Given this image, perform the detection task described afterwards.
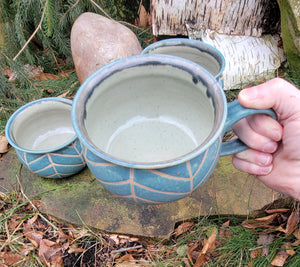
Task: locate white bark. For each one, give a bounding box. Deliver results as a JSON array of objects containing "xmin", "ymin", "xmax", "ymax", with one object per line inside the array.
[
  {"xmin": 151, "ymin": 0, "xmax": 273, "ymax": 37},
  {"xmin": 186, "ymin": 26, "xmax": 286, "ymax": 90}
]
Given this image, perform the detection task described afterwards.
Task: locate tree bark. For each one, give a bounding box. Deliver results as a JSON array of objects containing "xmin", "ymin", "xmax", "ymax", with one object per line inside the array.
[{"xmin": 151, "ymin": 0, "xmax": 280, "ymax": 37}]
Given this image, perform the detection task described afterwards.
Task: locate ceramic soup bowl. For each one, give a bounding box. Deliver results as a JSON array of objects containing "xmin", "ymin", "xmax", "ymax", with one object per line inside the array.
[
  {"xmin": 72, "ymin": 55, "xmax": 276, "ymax": 204},
  {"xmin": 142, "ymin": 38, "xmax": 225, "ymax": 87},
  {"xmin": 5, "ymin": 97, "xmax": 86, "ymax": 178}
]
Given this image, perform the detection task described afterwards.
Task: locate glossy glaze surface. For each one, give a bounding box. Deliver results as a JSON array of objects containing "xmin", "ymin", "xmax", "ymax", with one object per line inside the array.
[{"xmin": 5, "ymin": 98, "xmax": 86, "ymax": 178}]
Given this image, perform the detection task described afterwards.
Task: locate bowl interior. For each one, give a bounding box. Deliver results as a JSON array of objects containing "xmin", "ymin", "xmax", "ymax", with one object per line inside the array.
[
  {"xmin": 83, "ymin": 63, "xmax": 219, "ymax": 163},
  {"xmin": 144, "ymin": 45, "xmax": 222, "ymax": 77},
  {"xmin": 10, "ymin": 100, "xmax": 75, "ymax": 152}
]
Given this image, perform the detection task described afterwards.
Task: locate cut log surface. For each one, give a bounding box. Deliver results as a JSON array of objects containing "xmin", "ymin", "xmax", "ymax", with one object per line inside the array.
[{"xmin": 151, "ymin": 0, "xmax": 280, "ymax": 37}]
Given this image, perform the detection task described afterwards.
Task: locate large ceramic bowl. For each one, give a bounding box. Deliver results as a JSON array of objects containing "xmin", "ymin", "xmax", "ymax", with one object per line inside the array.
[
  {"xmin": 5, "ymin": 97, "xmax": 86, "ymax": 178},
  {"xmin": 72, "ymin": 54, "xmax": 275, "ymax": 204}
]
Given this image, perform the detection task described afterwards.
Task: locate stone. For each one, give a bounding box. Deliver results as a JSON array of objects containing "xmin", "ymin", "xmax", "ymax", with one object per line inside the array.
[
  {"xmin": 71, "ymin": 12, "xmax": 142, "ymax": 84},
  {"xmin": 279, "ymin": 0, "xmax": 300, "ymax": 78},
  {"xmin": 0, "ymin": 149, "xmax": 286, "ymax": 238}
]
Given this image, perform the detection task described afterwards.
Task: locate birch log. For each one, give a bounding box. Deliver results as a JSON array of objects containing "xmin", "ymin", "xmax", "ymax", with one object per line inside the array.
[
  {"xmin": 186, "ymin": 26, "xmax": 286, "ymax": 90},
  {"xmin": 151, "ymin": 0, "xmax": 280, "ymax": 37}
]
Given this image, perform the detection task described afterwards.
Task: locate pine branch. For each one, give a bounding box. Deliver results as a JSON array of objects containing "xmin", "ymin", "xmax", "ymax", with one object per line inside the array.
[
  {"xmin": 43, "ymin": 0, "xmax": 54, "ymax": 37},
  {"xmin": 13, "ymin": 2, "xmax": 46, "ymax": 61}
]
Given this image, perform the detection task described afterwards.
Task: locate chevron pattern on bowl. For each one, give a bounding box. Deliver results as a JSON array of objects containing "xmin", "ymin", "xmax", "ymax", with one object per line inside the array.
[
  {"xmin": 82, "ymin": 137, "xmax": 221, "ymax": 204},
  {"xmin": 15, "ymin": 138, "xmax": 86, "ymax": 178}
]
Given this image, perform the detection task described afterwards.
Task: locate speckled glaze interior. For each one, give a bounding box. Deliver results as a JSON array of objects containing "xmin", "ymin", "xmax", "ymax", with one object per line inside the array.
[
  {"xmin": 8, "ymin": 99, "xmax": 76, "ymax": 152},
  {"xmin": 73, "ymin": 54, "xmax": 226, "ymax": 167},
  {"xmin": 5, "ymin": 98, "xmax": 86, "ymax": 178},
  {"xmin": 85, "ymin": 66, "xmax": 215, "ymax": 163},
  {"xmin": 142, "ymin": 38, "xmax": 225, "ymax": 80}
]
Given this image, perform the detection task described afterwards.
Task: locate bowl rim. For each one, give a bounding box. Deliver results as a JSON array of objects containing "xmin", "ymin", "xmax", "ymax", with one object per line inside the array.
[
  {"xmin": 141, "ymin": 38, "xmax": 225, "ymax": 80},
  {"xmin": 5, "ymin": 97, "xmax": 77, "ymax": 154},
  {"xmin": 72, "ymin": 54, "xmax": 227, "ymax": 169}
]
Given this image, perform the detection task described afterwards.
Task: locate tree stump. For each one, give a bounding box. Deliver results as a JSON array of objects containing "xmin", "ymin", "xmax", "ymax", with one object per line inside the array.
[{"xmin": 151, "ymin": 0, "xmax": 280, "ymax": 37}]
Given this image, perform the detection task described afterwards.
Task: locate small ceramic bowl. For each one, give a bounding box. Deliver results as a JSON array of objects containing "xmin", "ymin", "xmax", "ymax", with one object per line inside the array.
[{"xmin": 5, "ymin": 97, "xmax": 86, "ymax": 178}]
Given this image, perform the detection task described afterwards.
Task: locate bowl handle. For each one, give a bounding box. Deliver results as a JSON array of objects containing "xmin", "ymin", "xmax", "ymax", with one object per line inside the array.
[{"xmin": 220, "ymin": 100, "xmax": 277, "ymax": 156}]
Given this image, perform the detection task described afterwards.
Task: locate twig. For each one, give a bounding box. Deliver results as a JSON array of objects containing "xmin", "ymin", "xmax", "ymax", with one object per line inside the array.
[
  {"xmin": 89, "ymin": 0, "xmax": 143, "ymax": 30},
  {"xmin": 111, "ymin": 245, "xmax": 143, "ymax": 254},
  {"xmin": 89, "ymin": 0, "xmax": 113, "ymax": 19},
  {"xmin": 13, "ymin": 0, "xmax": 47, "ymax": 61},
  {"xmin": 15, "ymin": 168, "xmax": 59, "ymax": 231}
]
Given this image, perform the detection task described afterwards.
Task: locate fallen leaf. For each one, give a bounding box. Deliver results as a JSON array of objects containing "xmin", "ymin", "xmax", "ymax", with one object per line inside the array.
[
  {"xmin": 0, "ymin": 135, "xmax": 9, "ymax": 153},
  {"xmin": 118, "ymin": 234, "xmax": 139, "ymax": 243},
  {"xmin": 68, "ymin": 247, "xmax": 85, "ymax": 254},
  {"xmin": 37, "ymin": 72, "xmax": 58, "ymax": 81},
  {"xmin": 265, "ymin": 208, "xmax": 290, "ymax": 214},
  {"xmin": 291, "ymin": 239, "xmax": 300, "ymax": 246},
  {"xmin": 0, "ymin": 251, "xmax": 23, "ymax": 265},
  {"xmin": 194, "ymin": 254, "xmax": 207, "ymax": 266},
  {"xmin": 8, "ymin": 214, "xmax": 25, "ymax": 230},
  {"xmin": 292, "ymin": 228, "xmax": 300, "ymax": 240},
  {"xmin": 257, "ymin": 234, "xmax": 274, "ymax": 256},
  {"xmin": 27, "ymin": 214, "xmax": 38, "ymax": 226},
  {"xmin": 6, "ymin": 64, "xmax": 43, "ymax": 81},
  {"xmin": 24, "ymin": 229, "xmax": 44, "ymax": 247},
  {"xmin": 138, "ymin": 4, "xmax": 149, "ymax": 28},
  {"xmin": 242, "ymin": 213, "xmax": 278, "ymax": 229},
  {"xmin": 19, "ymin": 245, "xmax": 35, "ymax": 256},
  {"xmin": 222, "ymin": 220, "xmax": 230, "ymax": 227},
  {"xmin": 218, "ymin": 220, "xmax": 233, "ymax": 241},
  {"xmin": 187, "ymin": 243, "xmax": 199, "ymax": 264},
  {"xmin": 250, "ymin": 248, "xmax": 261, "ymax": 259},
  {"xmin": 194, "ymin": 228, "xmax": 217, "ymax": 267},
  {"xmin": 74, "ymin": 228, "xmax": 88, "ymax": 239},
  {"xmin": 117, "ymin": 254, "xmax": 135, "ymax": 262},
  {"xmin": 174, "ymin": 221, "xmax": 195, "ymax": 237},
  {"xmin": 202, "ymin": 228, "xmax": 217, "ymax": 254},
  {"xmin": 255, "ymin": 214, "xmax": 278, "ymax": 222},
  {"xmin": 57, "ymin": 228, "xmax": 69, "ymax": 243},
  {"xmin": 270, "ymin": 250, "xmax": 289, "ymax": 266},
  {"xmin": 285, "ymin": 210, "xmax": 300, "ymax": 235},
  {"xmin": 281, "ymin": 243, "xmax": 295, "ymax": 256},
  {"xmin": 39, "ymin": 239, "xmax": 63, "ymax": 266}
]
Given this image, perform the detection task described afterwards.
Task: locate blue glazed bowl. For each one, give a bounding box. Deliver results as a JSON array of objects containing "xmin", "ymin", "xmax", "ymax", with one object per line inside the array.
[
  {"xmin": 142, "ymin": 38, "xmax": 225, "ymax": 87},
  {"xmin": 5, "ymin": 97, "xmax": 86, "ymax": 178},
  {"xmin": 72, "ymin": 54, "xmax": 276, "ymax": 204}
]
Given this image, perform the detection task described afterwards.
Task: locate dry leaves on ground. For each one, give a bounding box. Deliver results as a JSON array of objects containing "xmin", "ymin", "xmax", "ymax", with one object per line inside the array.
[
  {"xmin": 242, "ymin": 205, "xmax": 300, "ymax": 266},
  {"xmin": 0, "ymin": 191, "xmax": 152, "ymax": 266},
  {"xmin": 1, "ymin": 189, "xmax": 299, "ymax": 266}
]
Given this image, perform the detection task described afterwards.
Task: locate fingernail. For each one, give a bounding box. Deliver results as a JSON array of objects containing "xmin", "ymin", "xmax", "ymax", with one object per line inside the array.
[
  {"xmin": 258, "ymin": 154, "xmax": 272, "ymax": 166},
  {"xmin": 272, "ymin": 130, "xmax": 282, "ymax": 141},
  {"xmin": 260, "ymin": 165, "xmax": 273, "ymax": 175},
  {"xmin": 240, "ymin": 88, "xmax": 257, "ymax": 100},
  {"xmin": 263, "ymin": 142, "xmax": 277, "ymax": 153}
]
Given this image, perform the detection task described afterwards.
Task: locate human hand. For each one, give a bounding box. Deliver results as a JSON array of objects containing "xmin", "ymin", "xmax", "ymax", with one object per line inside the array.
[{"xmin": 232, "ymin": 78, "xmax": 300, "ymax": 200}]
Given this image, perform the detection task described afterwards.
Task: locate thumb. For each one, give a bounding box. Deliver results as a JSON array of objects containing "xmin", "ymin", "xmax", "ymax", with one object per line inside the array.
[{"xmin": 238, "ymin": 78, "xmax": 300, "ymax": 119}]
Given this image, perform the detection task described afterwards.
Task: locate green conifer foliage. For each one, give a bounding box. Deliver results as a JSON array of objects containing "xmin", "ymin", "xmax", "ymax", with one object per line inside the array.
[{"xmin": 0, "ymin": 0, "xmax": 150, "ymax": 133}]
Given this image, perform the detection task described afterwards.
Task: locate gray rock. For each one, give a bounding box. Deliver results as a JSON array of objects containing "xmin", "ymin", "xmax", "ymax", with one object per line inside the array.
[{"xmin": 0, "ymin": 149, "xmax": 286, "ymax": 238}]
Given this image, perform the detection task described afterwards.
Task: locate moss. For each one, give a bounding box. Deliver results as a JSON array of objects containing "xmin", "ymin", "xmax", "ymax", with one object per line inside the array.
[{"xmin": 279, "ymin": 0, "xmax": 300, "ymax": 79}]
